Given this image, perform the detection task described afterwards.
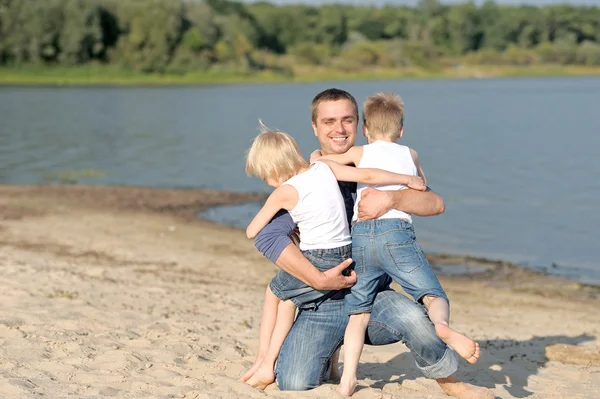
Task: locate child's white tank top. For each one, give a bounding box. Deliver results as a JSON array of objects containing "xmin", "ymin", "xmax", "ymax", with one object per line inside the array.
[
  {"xmin": 282, "ymin": 161, "xmax": 351, "ymax": 251},
  {"xmin": 353, "ymin": 141, "xmax": 417, "ymax": 224}
]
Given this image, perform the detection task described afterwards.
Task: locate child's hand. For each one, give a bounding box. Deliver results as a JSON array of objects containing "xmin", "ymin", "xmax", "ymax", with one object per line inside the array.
[
  {"xmin": 407, "ymin": 176, "xmax": 426, "ymax": 191},
  {"xmin": 309, "ymin": 149, "xmax": 322, "ymax": 163}
]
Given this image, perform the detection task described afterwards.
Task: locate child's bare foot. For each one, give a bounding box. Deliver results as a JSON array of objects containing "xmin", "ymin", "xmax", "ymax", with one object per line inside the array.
[
  {"xmin": 435, "ymin": 324, "xmax": 480, "ymax": 364},
  {"xmin": 246, "ymin": 364, "xmax": 275, "ymax": 390},
  {"xmin": 239, "ymin": 357, "xmax": 263, "ymax": 383},
  {"xmin": 337, "ymin": 376, "xmax": 357, "ymax": 397}
]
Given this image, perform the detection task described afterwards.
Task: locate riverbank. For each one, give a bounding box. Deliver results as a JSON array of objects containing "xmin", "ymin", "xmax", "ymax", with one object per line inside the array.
[
  {"xmin": 1, "ymin": 64, "xmax": 600, "ymax": 86},
  {"xmin": 0, "ymin": 184, "xmax": 599, "ymax": 398}
]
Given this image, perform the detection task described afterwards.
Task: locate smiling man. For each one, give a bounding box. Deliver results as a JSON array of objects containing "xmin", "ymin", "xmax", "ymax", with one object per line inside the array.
[
  {"xmin": 251, "ymin": 88, "xmax": 494, "ymax": 398},
  {"xmin": 311, "ymin": 90, "xmax": 358, "ymax": 154}
]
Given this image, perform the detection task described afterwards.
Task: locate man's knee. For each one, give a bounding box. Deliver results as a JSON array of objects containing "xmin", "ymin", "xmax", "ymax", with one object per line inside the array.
[
  {"xmin": 373, "ymin": 290, "xmax": 428, "ymax": 325},
  {"xmin": 403, "ymin": 305, "xmax": 439, "ymax": 344},
  {"xmin": 276, "ymin": 372, "xmax": 314, "ymax": 391},
  {"xmin": 373, "ymin": 291, "xmax": 438, "ymax": 343},
  {"xmin": 276, "ymin": 355, "xmax": 327, "ymax": 391}
]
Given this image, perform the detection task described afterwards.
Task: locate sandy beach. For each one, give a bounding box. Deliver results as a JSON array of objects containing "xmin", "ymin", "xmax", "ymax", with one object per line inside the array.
[{"xmin": 0, "ymin": 184, "xmax": 598, "ymax": 399}]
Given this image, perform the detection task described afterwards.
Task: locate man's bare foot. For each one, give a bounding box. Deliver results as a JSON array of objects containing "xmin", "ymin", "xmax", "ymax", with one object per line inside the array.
[
  {"xmin": 239, "ymin": 357, "xmax": 264, "ymax": 383},
  {"xmin": 435, "ymin": 324, "xmax": 480, "ymax": 364},
  {"xmin": 245, "ymin": 364, "xmax": 275, "ymax": 390},
  {"xmin": 438, "ymin": 376, "xmax": 495, "ymax": 399},
  {"xmin": 337, "ymin": 375, "xmax": 357, "ymax": 397}
]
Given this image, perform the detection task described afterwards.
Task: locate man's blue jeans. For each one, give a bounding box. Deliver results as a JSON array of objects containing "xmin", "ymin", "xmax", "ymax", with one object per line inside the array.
[{"xmin": 275, "ymin": 281, "xmax": 458, "ymax": 390}]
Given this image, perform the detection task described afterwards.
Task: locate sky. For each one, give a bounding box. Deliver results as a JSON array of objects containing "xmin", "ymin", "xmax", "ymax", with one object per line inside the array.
[{"xmin": 241, "ymin": 0, "xmax": 600, "ymax": 6}]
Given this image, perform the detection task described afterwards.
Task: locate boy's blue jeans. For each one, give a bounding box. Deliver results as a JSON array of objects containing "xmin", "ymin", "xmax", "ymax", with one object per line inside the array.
[{"xmin": 346, "ymin": 218, "xmax": 448, "ymax": 314}]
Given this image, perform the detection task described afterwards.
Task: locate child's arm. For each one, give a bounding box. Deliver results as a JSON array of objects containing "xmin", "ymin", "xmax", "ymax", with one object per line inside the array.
[
  {"xmin": 409, "ymin": 148, "xmax": 427, "ymax": 186},
  {"xmin": 321, "ymin": 159, "xmax": 426, "ymax": 191},
  {"xmin": 246, "ymin": 185, "xmax": 298, "ymax": 239},
  {"xmin": 310, "ymin": 146, "xmax": 363, "ymax": 165}
]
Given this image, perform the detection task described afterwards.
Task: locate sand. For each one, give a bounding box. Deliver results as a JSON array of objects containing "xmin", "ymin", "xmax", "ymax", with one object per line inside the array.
[{"xmin": 0, "ymin": 185, "xmax": 598, "ymax": 399}]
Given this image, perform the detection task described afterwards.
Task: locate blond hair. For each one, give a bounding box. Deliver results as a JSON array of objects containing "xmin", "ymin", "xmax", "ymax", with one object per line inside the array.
[
  {"xmin": 245, "ymin": 121, "xmax": 308, "ymax": 182},
  {"xmin": 311, "ymin": 88, "xmax": 359, "ymax": 123},
  {"xmin": 363, "ymin": 92, "xmax": 405, "ymax": 140}
]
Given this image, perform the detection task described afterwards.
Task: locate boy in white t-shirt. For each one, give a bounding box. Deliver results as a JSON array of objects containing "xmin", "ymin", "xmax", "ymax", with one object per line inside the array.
[
  {"xmin": 240, "ymin": 122, "xmax": 425, "ymax": 390},
  {"xmin": 313, "ymin": 93, "xmax": 479, "ymax": 396}
]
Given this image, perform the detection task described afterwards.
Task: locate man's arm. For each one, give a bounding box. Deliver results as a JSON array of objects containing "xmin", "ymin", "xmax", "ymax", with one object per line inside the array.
[
  {"xmin": 254, "ymin": 210, "xmax": 356, "ymax": 290},
  {"xmin": 357, "ymin": 187, "xmax": 445, "ymax": 220}
]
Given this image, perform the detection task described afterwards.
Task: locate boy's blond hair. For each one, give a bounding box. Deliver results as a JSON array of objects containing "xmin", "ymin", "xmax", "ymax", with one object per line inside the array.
[
  {"xmin": 363, "ymin": 92, "xmax": 405, "ymax": 140},
  {"xmin": 245, "ymin": 121, "xmax": 308, "ymax": 182}
]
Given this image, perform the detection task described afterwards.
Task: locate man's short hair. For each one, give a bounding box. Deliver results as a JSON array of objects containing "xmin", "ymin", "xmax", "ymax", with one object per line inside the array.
[
  {"xmin": 245, "ymin": 121, "xmax": 307, "ymax": 182},
  {"xmin": 311, "ymin": 88, "xmax": 359, "ymax": 123},
  {"xmin": 363, "ymin": 92, "xmax": 405, "ymax": 141}
]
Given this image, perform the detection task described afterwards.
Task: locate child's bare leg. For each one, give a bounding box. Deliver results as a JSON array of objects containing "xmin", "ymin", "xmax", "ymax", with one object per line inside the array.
[
  {"xmin": 246, "ymin": 298, "xmax": 296, "ymax": 390},
  {"xmin": 422, "ymin": 295, "xmax": 480, "ymax": 364},
  {"xmin": 338, "ymin": 313, "xmax": 370, "ymax": 396},
  {"xmin": 329, "ymin": 348, "xmax": 341, "ymax": 382},
  {"xmin": 240, "ymin": 286, "xmax": 279, "ymax": 382}
]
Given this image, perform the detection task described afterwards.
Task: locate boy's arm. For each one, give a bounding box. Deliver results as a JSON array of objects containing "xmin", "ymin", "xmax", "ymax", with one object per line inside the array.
[
  {"xmin": 254, "ymin": 211, "xmax": 356, "ymax": 290},
  {"xmin": 321, "ymin": 159, "xmax": 425, "ymax": 191},
  {"xmin": 312, "ymin": 146, "xmax": 363, "ymax": 165},
  {"xmin": 246, "ymin": 185, "xmax": 297, "ymax": 239}
]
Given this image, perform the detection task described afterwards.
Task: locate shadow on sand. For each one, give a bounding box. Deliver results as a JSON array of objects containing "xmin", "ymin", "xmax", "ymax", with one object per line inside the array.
[{"xmin": 359, "ymin": 334, "xmax": 595, "ymax": 398}]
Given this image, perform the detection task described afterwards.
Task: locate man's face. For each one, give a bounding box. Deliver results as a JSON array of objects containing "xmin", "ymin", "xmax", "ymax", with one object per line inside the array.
[{"xmin": 312, "ymin": 99, "xmax": 358, "ymax": 155}]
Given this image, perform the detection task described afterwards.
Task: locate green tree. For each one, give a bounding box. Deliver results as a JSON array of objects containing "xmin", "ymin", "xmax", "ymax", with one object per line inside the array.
[
  {"xmin": 59, "ymin": 0, "xmax": 104, "ymax": 65},
  {"xmin": 289, "ymin": 42, "xmax": 332, "ymax": 65},
  {"xmin": 1, "ymin": 0, "xmax": 599, "ymax": 71},
  {"xmin": 111, "ymin": 0, "xmax": 185, "ymax": 72}
]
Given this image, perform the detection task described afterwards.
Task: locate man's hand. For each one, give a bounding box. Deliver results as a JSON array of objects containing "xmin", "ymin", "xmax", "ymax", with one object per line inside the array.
[
  {"xmin": 316, "ymin": 259, "xmax": 356, "ymax": 290},
  {"xmin": 357, "ymin": 187, "xmax": 393, "ymax": 221}
]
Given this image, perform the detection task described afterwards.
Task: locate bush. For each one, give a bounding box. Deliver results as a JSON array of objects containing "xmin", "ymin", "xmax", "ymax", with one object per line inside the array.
[
  {"xmin": 503, "ymin": 45, "xmax": 539, "ymax": 66},
  {"xmin": 288, "ymin": 42, "xmax": 332, "ymax": 65},
  {"xmin": 575, "ymin": 41, "xmax": 600, "ymax": 66}
]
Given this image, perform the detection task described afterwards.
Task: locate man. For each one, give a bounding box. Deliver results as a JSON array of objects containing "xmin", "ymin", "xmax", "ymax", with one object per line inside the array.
[{"xmin": 253, "ymin": 88, "xmax": 494, "ymax": 399}]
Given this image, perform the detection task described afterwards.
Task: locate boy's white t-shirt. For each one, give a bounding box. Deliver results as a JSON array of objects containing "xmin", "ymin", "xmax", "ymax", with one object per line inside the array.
[
  {"xmin": 353, "ymin": 140, "xmax": 417, "ymax": 224},
  {"xmin": 282, "ymin": 161, "xmax": 351, "ymax": 251}
]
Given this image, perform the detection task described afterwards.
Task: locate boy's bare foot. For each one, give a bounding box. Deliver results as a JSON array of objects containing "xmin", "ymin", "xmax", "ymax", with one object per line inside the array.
[
  {"xmin": 246, "ymin": 364, "xmax": 275, "ymax": 390},
  {"xmin": 239, "ymin": 356, "xmax": 264, "ymax": 383},
  {"xmin": 438, "ymin": 376, "xmax": 495, "ymax": 399},
  {"xmin": 435, "ymin": 324, "xmax": 480, "ymax": 364},
  {"xmin": 337, "ymin": 376, "xmax": 357, "ymax": 397}
]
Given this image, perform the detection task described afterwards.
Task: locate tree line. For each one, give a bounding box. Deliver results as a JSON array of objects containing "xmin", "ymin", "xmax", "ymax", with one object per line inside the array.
[{"xmin": 1, "ymin": 0, "xmax": 599, "ymax": 75}]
